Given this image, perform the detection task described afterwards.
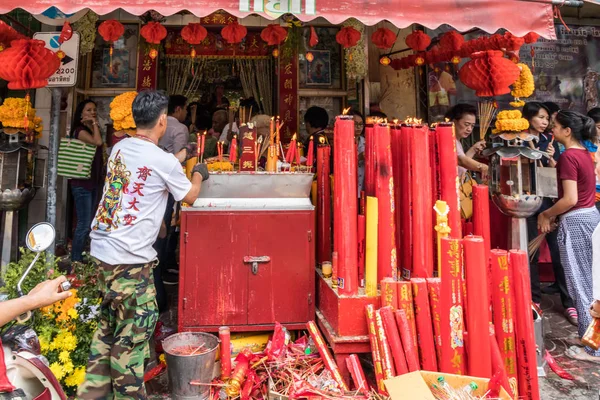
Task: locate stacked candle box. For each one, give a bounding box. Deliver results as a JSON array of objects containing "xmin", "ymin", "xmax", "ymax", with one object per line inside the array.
[{"xmin": 325, "ymin": 115, "xmax": 539, "ymax": 399}]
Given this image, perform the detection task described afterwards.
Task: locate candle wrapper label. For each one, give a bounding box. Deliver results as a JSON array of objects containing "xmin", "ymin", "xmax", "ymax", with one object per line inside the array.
[
  {"xmin": 239, "ymin": 125, "xmax": 257, "ymax": 171},
  {"xmin": 582, "ymin": 317, "xmax": 600, "ymax": 350}
]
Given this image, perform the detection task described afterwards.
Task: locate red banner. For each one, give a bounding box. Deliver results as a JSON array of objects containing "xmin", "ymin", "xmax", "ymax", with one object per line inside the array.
[
  {"xmin": 136, "ymin": 48, "xmax": 158, "ymax": 91},
  {"xmin": 278, "ymin": 54, "xmax": 298, "ymax": 142},
  {"xmin": 165, "ymin": 29, "xmax": 270, "ymax": 58}
]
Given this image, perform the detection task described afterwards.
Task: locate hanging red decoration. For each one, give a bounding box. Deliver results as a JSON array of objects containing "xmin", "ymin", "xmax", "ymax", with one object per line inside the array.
[
  {"xmin": 405, "ymin": 30, "xmax": 431, "ymax": 52},
  {"xmin": 336, "ymin": 26, "xmax": 361, "ymax": 48},
  {"xmin": 58, "ymin": 21, "xmax": 73, "ymax": 44},
  {"xmin": 439, "ymin": 31, "xmax": 464, "ymax": 52},
  {"xmin": 221, "ymin": 21, "xmax": 247, "ymax": 44},
  {"xmin": 0, "ymin": 21, "xmax": 25, "ymax": 51},
  {"xmin": 523, "ymin": 32, "xmax": 540, "ymax": 44},
  {"xmin": 309, "ymin": 26, "xmax": 319, "ymax": 47},
  {"xmin": 306, "ymin": 51, "xmax": 314, "ymax": 62},
  {"xmin": 260, "ymin": 24, "xmax": 287, "ymax": 46},
  {"xmin": 503, "ymin": 32, "xmax": 525, "ymax": 51},
  {"xmin": 98, "ymin": 20, "xmax": 125, "ymax": 43},
  {"xmin": 181, "ymin": 23, "xmax": 208, "ymax": 45},
  {"xmin": 458, "ymin": 50, "xmax": 520, "ymax": 97},
  {"xmin": 0, "ymin": 39, "xmax": 60, "ymax": 90},
  {"xmin": 141, "ymin": 22, "xmax": 167, "ymax": 45},
  {"xmin": 371, "ymin": 28, "xmax": 396, "ymax": 50}
]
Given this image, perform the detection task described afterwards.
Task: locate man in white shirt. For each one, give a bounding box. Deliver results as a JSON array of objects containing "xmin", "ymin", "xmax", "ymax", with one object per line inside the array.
[{"xmin": 78, "ymin": 90, "xmax": 209, "ymax": 400}]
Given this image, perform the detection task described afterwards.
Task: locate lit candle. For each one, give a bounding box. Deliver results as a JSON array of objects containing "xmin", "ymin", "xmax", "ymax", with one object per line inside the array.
[
  {"xmin": 306, "ymin": 135, "xmax": 314, "ymax": 168},
  {"xmin": 286, "ymin": 134, "xmax": 297, "ymax": 164},
  {"xmin": 218, "ymin": 141, "xmax": 223, "ymax": 162},
  {"xmin": 316, "ymin": 141, "xmax": 332, "ymax": 264},
  {"xmin": 230, "ymin": 135, "xmax": 238, "ymax": 164},
  {"xmin": 200, "ymin": 131, "xmax": 206, "ymax": 162},
  {"xmin": 436, "ymin": 122, "xmax": 462, "ymax": 238},
  {"xmin": 270, "ymin": 117, "xmax": 275, "ymax": 146},
  {"xmin": 295, "ymin": 141, "xmax": 301, "ymax": 166}
]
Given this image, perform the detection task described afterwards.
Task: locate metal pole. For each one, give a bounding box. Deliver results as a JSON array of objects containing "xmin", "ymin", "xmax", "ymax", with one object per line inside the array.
[
  {"xmin": 45, "ymin": 87, "xmax": 62, "ymax": 265},
  {"xmin": 517, "ymin": 0, "xmax": 584, "ymax": 6}
]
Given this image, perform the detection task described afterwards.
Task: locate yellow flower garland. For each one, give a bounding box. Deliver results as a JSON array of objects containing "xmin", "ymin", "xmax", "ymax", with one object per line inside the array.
[
  {"xmin": 510, "ymin": 63, "xmax": 534, "ymax": 107},
  {"xmin": 0, "ymin": 97, "xmax": 43, "ymax": 135},
  {"xmin": 494, "ymin": 109, "xmax": 530, "ymax": 133},
  {"xmin": 110, "ymin": 92, "xmax": 138, "ymax": 132}
]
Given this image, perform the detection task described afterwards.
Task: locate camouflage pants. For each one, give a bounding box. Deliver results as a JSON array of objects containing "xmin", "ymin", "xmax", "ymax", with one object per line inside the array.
[{"xmin": 77, "ymin": 259, "xmax": 158, "ymax": 400}]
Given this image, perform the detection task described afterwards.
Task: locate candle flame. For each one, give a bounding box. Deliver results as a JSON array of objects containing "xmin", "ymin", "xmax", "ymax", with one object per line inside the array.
[
  {"xmin": 393, "ymin": 118, "xmax": 399, "ymax": 124},
  {"xmin": 310, "ymin": 135, "xmax": 313, "ymax": 140},
  {"xmin": 342, "ymin": 107, "xmax": 351, "ymax": 115},
  {"xmin": 234, "ymin": 134, "xmax": 237, "ymax": 139},
  {"xmin": 258, "ymin": 136, "xmax": 263, "ymax": 144},
  {"xmin": 203, "ymin": 130, "xmax": 207, "ymax": 136},
  {"xmin": 445, "ymin": 118, "xmax": 450, "ymax": 122},
  {"xmin": 404, "ymin": 117, "xmax": 423, "ymax": 125},
  {"xmin": 319, "ymin": 136, "xmax": 325, "ymax": 144},
  {"xmin": 292, "ymin": 133, "xmax": 297, "ymax": 140}
]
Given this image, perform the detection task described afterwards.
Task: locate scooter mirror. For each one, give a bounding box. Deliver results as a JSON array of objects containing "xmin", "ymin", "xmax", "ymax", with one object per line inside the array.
[{"xmin": 25, "ymin": 222, "xmax": 55, "ymax": 253}]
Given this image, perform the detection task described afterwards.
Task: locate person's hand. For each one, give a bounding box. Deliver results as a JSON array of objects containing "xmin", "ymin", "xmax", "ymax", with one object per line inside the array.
[
  {"xmin": 471, "ymin": 140, "xmax": 487, "ymax": 153},
  {"xmin": 547, "ymin": 137, "xmax": 555, "ymax": 158},
  {"xmin": 192, "ymin": 163, "xmax": 210, "ymax": 181},
  {"xmin": 28, "ymin": 276, "xmax": 72, "ymax": 308},
  {"xmin": 183, "ymin": 143, "xmax": 198, "ymax": 160},
  {"xmin": 591, "ymin": 300, "xmax": 600, "ymax": 319},
  {"xmin": 82, "ymin": 116, "xmax": 99, "ymax": 127},
  {"xmin": 479, "ymin": 164, "xmax": 489, "ymax": 181},
  {"xmin": 537, "ymin": 212, "xmax": 556, "ymax": 234}
]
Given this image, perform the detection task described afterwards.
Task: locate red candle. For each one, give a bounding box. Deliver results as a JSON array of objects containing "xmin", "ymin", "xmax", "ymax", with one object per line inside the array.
[
  {"xmin": 375, "ymin": 309, "xmax": 396, "ymax": 379},
  {"xmin": 490, "ymin": 330, "xmax": 515, "ymax": 399},
  {"xmin": 374, "ymin": 122, "xmax": 397, "ymax": 281},
  {"xmin": 357, "ymin": 214, "xmax": 366, "ymax": 287},
  {"xmin": 427, "ymin": 277, "xmax": 442, "ymax": 367},
  {"xmin": 429, "ymin": 128, "xmax": 440, "ymax": 271},
  {"xmin": 345, "ymin": 354, "xmax": 369, "ymax": 393},
  {"xmin": 219, "ymin": 326, "xmax": 232, "ymax": 379},
  {"xmin": 398, "ymin": 124, "xmax": 414, "ymax": 278},
  {"xmin": 295, "ymin": 141, "xmax": 301, "ymax": 166},
  {"xmin": 490, "ymin": 249, "xmax": 518, "ymax": 386},
  {"xmin": 439, "ymin": 237, "xmax": 466, "ymax": 375},
  {"xmin": 473, "ymin": 184, "xmax": 492, "ymax": 322},
  {"xmin": 436, "ymin": 123, "xmax": 462, "ymax": 238},
  {"xmin": 365, "ymin": 305, "xmax": 387, "ymax": 395},
  {"xmin": 463, "ymin": 236, "xmax": 492, "ymax": 378},
  {"xmin": 394, "ymin": 309, "xmax": 420, "ymax": 372},
  {"xmin": 364, "ymin": 122, "xmax": 376, "ymax": 197},
  {"xmin": 411, "ymin": 278, "xmax": 438, "ymax": 371},
  {"xmin": 317, "ymin": 144, "xmax": 332, "ymax": 264},
  {"xmin": 333, "ymin": 115, "xmax": 358, "ymax": 295},
  {"xmin": 510, "ymin": 250, "xmax": 540, "ymax": 400},
  {"xmin": 411, "ymin": 125, "xmax": 433, "ymax": 278},
  {"xmin": 196, "ymin": 132, "xmax": 201, "ymax": 163},
  {"xmin": 306, "ymin": 321, "xmax": 349, "ymax": 391},
  {"xmin": 230, "ymin": 135, "xmax": 238, "ymax": 163},
  {"xmin": 390, "ymin": 124, "xmax": 403, "ymax": 275},
  {"xmin": 396, "ymin": 281, "xmax": 419, "ymax": 361},
  {"xmin": 286, "ymin": 134, "xmax": 296, "ymax": 164},
  {"xmin": 200, "ymin": 131, "xmax": 206, "ymax": 161},
  {"xmin": 306, "ymin": 135, "xmax": 314, "ymax": 168},
  {"xmin": 380, "ymin": 306, "xmax": 409, "ymax": 376}
]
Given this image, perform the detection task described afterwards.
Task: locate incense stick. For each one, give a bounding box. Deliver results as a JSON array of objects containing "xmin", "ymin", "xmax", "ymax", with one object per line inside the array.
[{"xmin": 478, "ymin": 101, "xmax": 497, "ymax": 141}]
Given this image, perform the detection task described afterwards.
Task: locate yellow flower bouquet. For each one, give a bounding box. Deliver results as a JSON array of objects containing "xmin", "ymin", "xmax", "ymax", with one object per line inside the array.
[
  {"xmin": 0, "ymin": 97, "xmax": 43, "ymax": 136},
  {"xmin": 494, "ymin": 109, "xmax": 530, "ymax": 133},
  {"xmin": 510, "ymin": 63, "xmax": 535, "ymax": 108},
  {"xmin": 110, "ymin": 91, "xmax": 138, "ymax": 134}
]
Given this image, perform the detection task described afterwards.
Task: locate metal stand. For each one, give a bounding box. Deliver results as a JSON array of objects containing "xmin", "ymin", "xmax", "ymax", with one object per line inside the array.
[{"xmin": 509, "ymin": 217, "xmax": 528, "ymax": 251}]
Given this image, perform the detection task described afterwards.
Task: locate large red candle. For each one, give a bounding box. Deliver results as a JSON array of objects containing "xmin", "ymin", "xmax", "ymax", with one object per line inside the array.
[
  {"xmin": 490, "ymin": 249, "xmax": 518, "ymax": 387},
  {"xmin": 396, "ymin": 281, "xmax": 419, "ymax": 362},
  {"xmin": 411, "ymin": 125, "xmax": 434, "ymax": 278},
  {"xmin": 395, "ymin": 309, "xmax": 420, "ymax": 372},
  {"xmin": 510, "ymin": 250, "xmax": 540, "ymax": 400},
  {"xmin": 429, "ymin": 128, "xmax": 440, "ymax": 270},
  {"xmin": 411, "ymin": 278, "xmax": 438, "ymax": 371},
  {"xmin": 345, "ymin": 354, "xmax": 369, "ymax": 393},
  {"xmin": 364, "ymin": 123, "xmax": 376, "ymax": 197},
  {"xmin": 390, "ymin": 124, "xmax": 404, "ymax": 272},
  {"xmin": 380, "ymin": 306, "xmax": 409, "ymax": 376},
  {"xmin": 427, "ymin": 277, "xmax": 442, "ymax": 367},
  {"xmin": 230, "ymin": 135, "xmax": 238, "ymax": 163},
  {"xmin": 358, "ymin": 214, "xmax": 366, "ymax": 287},
  {"xmin": 439, "ymin": 237, "xmax": 466, "ymax": 375},
  {"xmin": 334, "ymin": 115, "xmax": 358, "ymax": 295},
  {"xmin": 374, "ymin": 123, "xmax": 397, "ymax": 281},
  {"xmin": 375, "ymin": 309, "xmax": 396, "ymax": 379},
  {"xmin": 436, "ymin": 123, "xmax": 462, "ymax": 238},
  {"xmin": 463, "ymin": 236, "xmax": 492, "ymax": 378},
  {"xmin": 473, "ymin": 184, "xmax": 493, "ymax": 322},
  {"xmin": 306, "ymin": 135, "xmax": 314, "ymax": 167},
  {"xmin": 490, "ymin": 330, "xmax": 515, "ymax": 399},
  {"xmin": 365, "ymin": 305, "xmax": 386, "ymax": 394},
  {"xmin": 316, "ymin": 145, "xmax": 332, "ymax": 264},
  {"xmin": 219, "ymin": 326, "xmax": 231, "ymax": 379},
  {"xmin": 398, "ymin": 125, "xmax": 414, "ymax": 278}
]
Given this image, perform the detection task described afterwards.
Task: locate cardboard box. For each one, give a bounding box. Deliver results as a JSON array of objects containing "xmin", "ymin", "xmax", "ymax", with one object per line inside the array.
[{"xmin": 384, "ymin": 371, "xmax": 512, "ymax": 400}]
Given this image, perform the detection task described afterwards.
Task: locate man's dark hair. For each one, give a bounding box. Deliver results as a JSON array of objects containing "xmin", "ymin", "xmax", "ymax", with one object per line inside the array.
[
  {"xmin": 132, "ymin": 90, "xmax": 169, "ymax": 130},
  {"xmin": 444, "ymin": 103, "xmax": 477, "ymax": 121},
  {"xmin": 304, "ymin": 106, "xmax": 329, "ymax": 130},
  {"xmin": 168, "ymin": 94, "xmax": 187, "ymax": 115},
  {"xmin": 588, "ymin": 107, "xmax": 600, "ymax": 124}
]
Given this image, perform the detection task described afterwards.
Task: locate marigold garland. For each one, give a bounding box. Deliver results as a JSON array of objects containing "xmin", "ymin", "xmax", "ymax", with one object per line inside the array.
[
  {"xmin": 110, "ymin": 91, "xmax": 138, "ymax": 132},
  {"xmin": 0, "ymin": 97, "xmax": 43, "ymax": 135},
  {"xmin": 510, "ymin": 63, "xmax": 534, "ymax": 107},
  {"xmin": 494, "ymin": 109, "xmax": 529, "ymax": 133}
]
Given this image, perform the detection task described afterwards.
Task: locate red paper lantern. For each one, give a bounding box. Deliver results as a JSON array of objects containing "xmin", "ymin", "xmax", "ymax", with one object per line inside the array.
[
  {"xmin": 59, "ymin": 21, "xmax": 73, "ymax": 44},
  {"xmin": 141, "ymin": 22, "xmax": 167, "ymax": 45},
  {"xmin": 181, "ymin": 23, "xmax": 208, "ymax": 45},
  {"xmin": 260, "ymin": 24, "xmax": 287, "ymax": 46},
  {"xmin": 221, "ymin": 21, "xmax": 247, "ymax": 44},
  {"xmin": 98, "ymin": 20, "xmax": 124, "ymax": 43},
  {"xmin": 405, "ymin": 30, "xmax": 431, "ymax": 52},
  {"xmin": 439, "ymin": 31, "xmax": 464, "ymax": 52},
  {"xmin": 371, "ymin": 28, "xmax": 396, "ymax": 50},
  {"xmin": 305, "ymin": 51, "xmax": 314, "ymax": 62},
  {"xmin": 0, "ymin": 21, "xmax": 25, "ymax": 51},
  {"xmin": 336, "ymin": 26, "xmax": 361, "ymax": 49},
  {"xmin": 523, "ymin": 32, "xmax": 540, "ymax": 44},
  {"xmin": 309, "ymin": 26, "xmax": 319, "ymax": 47},
  {"xmin": 458, "ymin": 50, "xmax": 520, "ymax": 97},
  {"xmin": 0, "ymin": 39, "xmax": 60, "ymax": 90}
]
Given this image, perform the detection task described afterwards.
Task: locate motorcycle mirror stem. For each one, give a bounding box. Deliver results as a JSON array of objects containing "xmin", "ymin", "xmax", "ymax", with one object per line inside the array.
[{"xmin": 16, "ymin": 222, "xmax": 56, "ymax": 298}]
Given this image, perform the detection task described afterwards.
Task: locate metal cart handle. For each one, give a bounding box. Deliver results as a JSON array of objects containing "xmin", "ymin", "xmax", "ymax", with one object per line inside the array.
[{"xmin": 243, "ymin": 256, "xmax": 270, "ymax": 275}]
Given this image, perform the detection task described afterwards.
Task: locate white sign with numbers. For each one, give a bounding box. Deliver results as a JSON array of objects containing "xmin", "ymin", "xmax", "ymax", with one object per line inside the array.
[{"xmin": 33, "ymin": 31, "xmax": 80, "ymax": 87}]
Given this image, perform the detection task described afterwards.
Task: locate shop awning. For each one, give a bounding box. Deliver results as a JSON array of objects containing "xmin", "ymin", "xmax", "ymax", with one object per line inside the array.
[{"xmin": 2, "ymin": 0, "xmax": 557, "ymax": 39}]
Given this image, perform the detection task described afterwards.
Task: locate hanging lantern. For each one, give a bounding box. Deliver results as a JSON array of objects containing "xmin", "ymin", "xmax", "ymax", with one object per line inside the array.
[
  {"xmin": 405, "ymin": 30, "xmax": 431, "ymax": 52},
  {"xmin": 336, "ymin": 26, "xmax": 361, "ymax": 49},
  {"xmin": 272, "ymin": 48, "xmax": 279, "ymax": 58},
  {"xmin": 0, "ymin": 39, "xmax": 60, "ymax": 90},
  {"xmin": 181, "ymin": 23, "xmax": 207, "ymax": 58},
  {"xmin": 306, "ymin": 51, "xmax": 314, "ymax": 62},
  {"xmin": 451, "ymin": 55, "xmax": 461, "ymax": 65},
  {"xmin": 148, "ymin": 48, "xmax": 159, "ymax": 60},
  {"xmin": 0, "ymin": 21, "xmax": 25, "ymax": 52},
  {"xmin": 503, "ymin": 32, "xmax": 525, "ymax": 52},
  {"xmin": 58, "ymin": 21, "xmax": 73, "ymax": 44},
  {"xmin": 260, "ymin": 24, "xmax": 287, "ymax": 46},
  {"xmin": 371, "ymin": 27, "xmax": 396, "ymax": 50},
  {"xmin": 415, "ymin": 55, "xmax": 425, "ymax": 66},
  {"xmin": 221, "ymin": 21, "xmax": 247, "ymax": 44},
  {"xmin": 98, "ymin": 19, "xmax": 125, "ymax": 43},
  {"xmin": 141, "ymin": 22, "xmax": 167, "ymax": 45},
  {"xmin": 379, "ymin": 55, "xmax": 391, "ymax": 66},
  {"xmin": 439, "ymin": 31, "xmax": 464, "ymax": 52},
  {"xmin": 309, "ymin": 26, "xmax": 319, "ymax": 48},
  {"xmin": 458, "ymin": 50, "xmax": 520, "ymax": 97}
]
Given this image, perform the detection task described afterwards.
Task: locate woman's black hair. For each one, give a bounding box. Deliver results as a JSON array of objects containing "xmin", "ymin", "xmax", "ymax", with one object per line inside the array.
[
  {"xmin": 70, "ymin": 99, "xmax": 96, "ymax": 137},
  {"xmin": 543, "ymin": 102, "xmax": 560, "ymax": 115},
  {"xmin": 555, "ymin": 110, "xmax": 596, "ymax": 143},
  {"xmin": 444, "ymin": 103, "xmax": 476, "ymax": 121},
  {"xmin": 522, "ymin": 101, "xmax": 550, "ymax": 122},
  {"xmin": 588, "ymin": 107, "xmax": 600, "ymax": 124}
]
